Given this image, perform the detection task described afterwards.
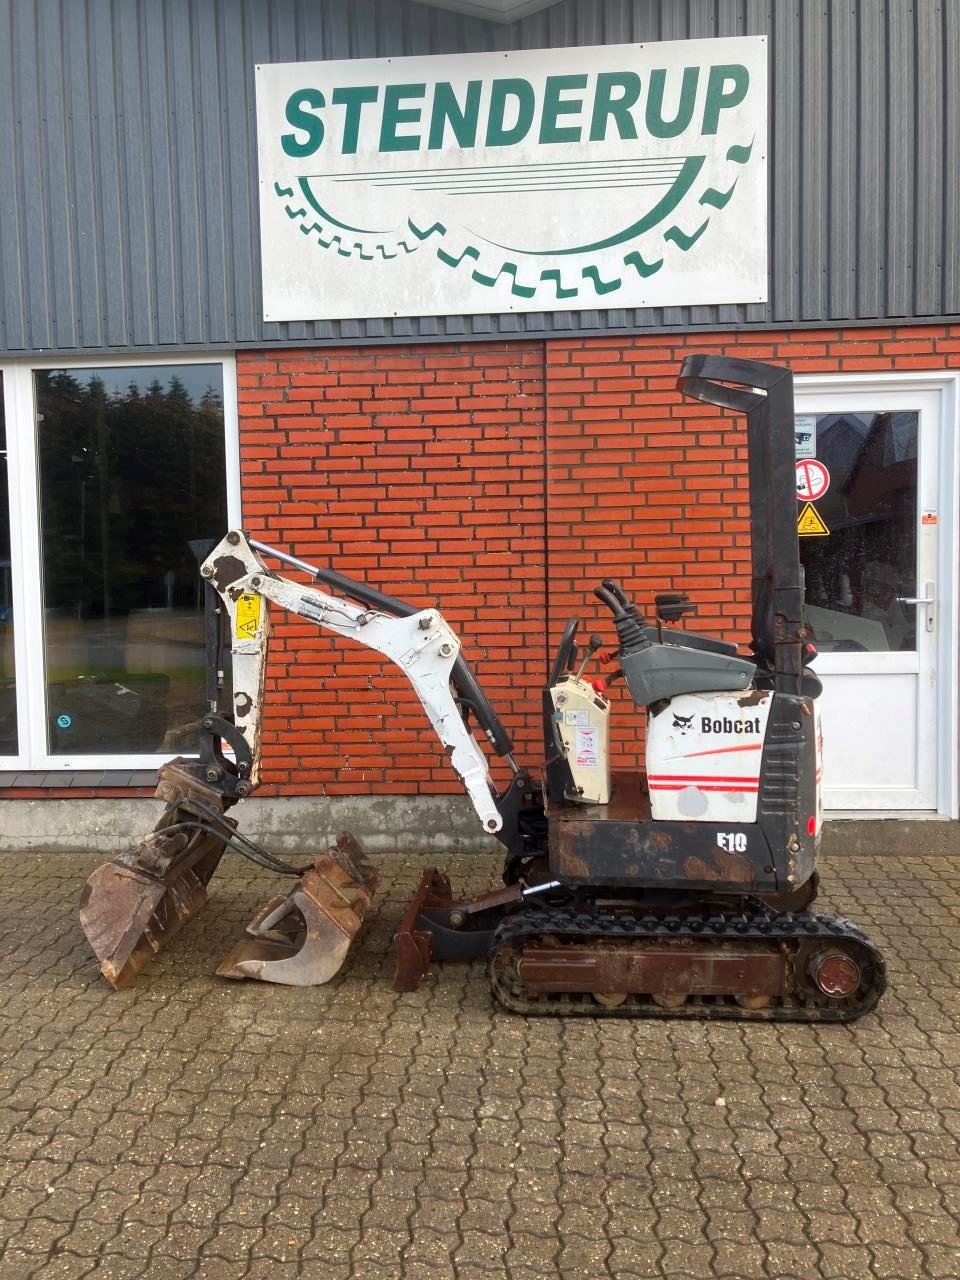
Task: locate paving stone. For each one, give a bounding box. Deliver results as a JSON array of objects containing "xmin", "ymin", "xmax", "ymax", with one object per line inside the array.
[{"xmin": 1, "ymin": 851, "xmax": 960, "ymax": 1278}]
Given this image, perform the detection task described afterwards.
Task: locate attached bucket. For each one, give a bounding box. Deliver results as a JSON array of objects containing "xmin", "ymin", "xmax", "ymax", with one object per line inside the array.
[
  {"xmin": 79, "ymin": 761, "xmax": 234, "ymax": 989},
  {"xmin": 217, "ymin": 833, "xmax": 378, "ymax": 986}
]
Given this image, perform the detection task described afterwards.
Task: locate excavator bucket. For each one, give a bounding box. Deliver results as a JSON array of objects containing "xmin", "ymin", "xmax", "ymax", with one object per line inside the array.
[
  {"xmin": 79, "ymin": 761, "xmax": 234, "ymax": 989},
  {"xmin": 217, "ymin": 833, "xmax": 378, "ymax": 986}
]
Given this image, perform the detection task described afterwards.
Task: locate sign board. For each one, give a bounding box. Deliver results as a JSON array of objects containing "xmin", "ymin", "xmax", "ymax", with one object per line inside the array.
[
  {"xmin": 794, "ymin": 414, "xmax": 816, "ymax": 459},
  {"xmin": 798, "ymin": 503, "xmax": 829, "ymax": 537},
  {"xmin": 255, "ymin": 37, "xmax": 768, "ymax": 322},
  {"xmin": 795, "ymin": 459, "xmax": 830, "ymax": 502}
]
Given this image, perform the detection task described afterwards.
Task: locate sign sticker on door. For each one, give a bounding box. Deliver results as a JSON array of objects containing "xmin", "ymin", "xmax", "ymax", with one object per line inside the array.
[
  {"xmin": 796, "ymin": 459, "xmax": 830, "ymax": 502},
  {"xmin": 797, "ymin": 502, "xmax": 830, "ymax": 537},
  {"xmin": 794, "ymin": 415, "xmax": 816, "ymax": 459}
]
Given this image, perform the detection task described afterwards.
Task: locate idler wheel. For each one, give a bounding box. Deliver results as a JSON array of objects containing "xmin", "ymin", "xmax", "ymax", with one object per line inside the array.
[{"xmin": 809, "ymin": 949, "xmax": 861, "ymax": 998}]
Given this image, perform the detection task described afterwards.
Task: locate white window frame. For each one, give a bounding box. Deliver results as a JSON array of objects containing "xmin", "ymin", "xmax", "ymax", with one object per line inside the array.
[
  {"xmin": 795, "ymin": 370, "xmax": 960, "ymax": 820},
  {"xmin": 0, "ymin": 353, "xmax": 241, "ymax": 771}
]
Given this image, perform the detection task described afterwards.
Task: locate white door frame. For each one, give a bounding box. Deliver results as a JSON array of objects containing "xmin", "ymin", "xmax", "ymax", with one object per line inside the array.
[
  {"xmin": 795, "ymin": 370, "xmax": 960, "ymax": 819},
  {"xmin": 0, "ymin": 353, "xmax": 241, "ymax": 771}
]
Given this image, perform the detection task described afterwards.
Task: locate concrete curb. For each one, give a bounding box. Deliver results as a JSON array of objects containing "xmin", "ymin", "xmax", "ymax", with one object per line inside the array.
[{"xmin": 2, "ymin": 796, "xmax": 958, "ymax": 858}]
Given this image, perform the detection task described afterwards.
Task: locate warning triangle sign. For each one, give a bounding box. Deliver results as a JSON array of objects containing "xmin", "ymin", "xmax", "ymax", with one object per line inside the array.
[{"xmin": 797, "ymin": 502, "xmax": 829, "ymax": 537}]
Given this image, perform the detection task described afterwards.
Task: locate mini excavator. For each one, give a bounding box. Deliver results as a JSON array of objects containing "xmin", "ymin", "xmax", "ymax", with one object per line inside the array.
[{"xmin": 80, "ymin": 356, "xmax": 886, "ymax": 1020}]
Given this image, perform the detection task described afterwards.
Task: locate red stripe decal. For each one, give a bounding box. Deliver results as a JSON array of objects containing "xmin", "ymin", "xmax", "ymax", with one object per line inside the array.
[
  {"xmin": 648, "ymin": 774, "xmax": 761, "ymax": 784},
  {"xmin": 680, "ymin": 743, "xmax": 764, "ymax": 759},
  {"xmin": 649, "ymin": 783, "xmax": 759, "ymax": 793}
]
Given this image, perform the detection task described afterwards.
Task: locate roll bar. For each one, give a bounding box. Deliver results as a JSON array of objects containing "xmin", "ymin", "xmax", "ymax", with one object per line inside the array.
[{"xmin": 677, "ymin": 355, "xmax": 805, "ymax": 693}]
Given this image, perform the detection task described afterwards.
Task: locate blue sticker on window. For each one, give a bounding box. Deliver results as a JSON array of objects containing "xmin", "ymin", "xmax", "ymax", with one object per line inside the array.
[{"xmin": 57, "ymin": 714, "xmax": 72, "ymax": 729}]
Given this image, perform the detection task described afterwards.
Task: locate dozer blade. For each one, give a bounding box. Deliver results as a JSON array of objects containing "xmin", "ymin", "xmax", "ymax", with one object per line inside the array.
[
  {"xmin": 216, "ymin": 832, "xmax": 378, "ymax": 987},
  {"xmin": 79, "ymin": 761, "xmax": 234, "ymax": 989}
]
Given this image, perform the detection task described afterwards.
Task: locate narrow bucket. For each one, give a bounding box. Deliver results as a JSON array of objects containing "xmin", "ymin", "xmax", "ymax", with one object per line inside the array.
[{"xmin": 216, "ymin": 833, "xmax": 378, "ymax": 986}]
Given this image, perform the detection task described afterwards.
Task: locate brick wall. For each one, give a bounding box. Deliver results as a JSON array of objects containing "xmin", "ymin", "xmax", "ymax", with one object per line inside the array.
[
  {"xmin": 230, "ymin": 324, "xmax": 960, "ymax": 798},
  {"xmin": 238, "ymin": 342, "xmax": 547, "ymax": 798}
]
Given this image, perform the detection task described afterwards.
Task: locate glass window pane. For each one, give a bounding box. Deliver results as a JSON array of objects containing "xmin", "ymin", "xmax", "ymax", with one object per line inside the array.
[
  {"xmin": 37, "ymin": 366, "xmax": 227, "ymax": 755},
  {"xmin": 799, "ymin": 411, "xmax": 918, "ymax": 653},
  {"xmin": 0, "ymin": 375, "xmax": 16, "ymax": 755}
]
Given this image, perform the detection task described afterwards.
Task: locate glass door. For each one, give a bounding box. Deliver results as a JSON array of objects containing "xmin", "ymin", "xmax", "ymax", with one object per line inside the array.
[{"xmin": 795, "ymin": 385, "xmax": 942, "ymax": 811}]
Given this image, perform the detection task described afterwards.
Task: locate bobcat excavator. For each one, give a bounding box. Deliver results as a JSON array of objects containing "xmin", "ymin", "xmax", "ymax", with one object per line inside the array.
[{"xmin": 80, "ymin": 356, "xmax": 886, "ymax": 1020}]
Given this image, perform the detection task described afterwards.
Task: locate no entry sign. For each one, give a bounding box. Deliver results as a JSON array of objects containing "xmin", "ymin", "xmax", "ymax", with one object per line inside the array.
[{"xmin": 796, "ymin": 459, "xmax": 830, "ymax": 502}]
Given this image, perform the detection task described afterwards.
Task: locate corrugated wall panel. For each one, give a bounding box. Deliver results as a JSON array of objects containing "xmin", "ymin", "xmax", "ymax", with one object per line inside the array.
[
  {"xmin": 886, "ymin": 1, "xmax": 914, "ymax": 318},
  {"xmin": 915, "ymin": 0, "xmax": 944, "ymax": 318},
  {"xmin": 856, "ymin": 0, "xmax": 883, "ymax": 318},
  {"xmin": 827, "ymin": 1, "xmax": 856, "ymax": 322},
  {"xmin": 0, "ymin": 0, "xmax": 957, "ymax": 355}
]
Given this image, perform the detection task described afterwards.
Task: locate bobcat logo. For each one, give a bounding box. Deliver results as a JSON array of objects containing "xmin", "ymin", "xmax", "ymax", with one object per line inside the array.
[{"xmin": 673, "ymin": 713, "xmax": 695, "ymax": 734}]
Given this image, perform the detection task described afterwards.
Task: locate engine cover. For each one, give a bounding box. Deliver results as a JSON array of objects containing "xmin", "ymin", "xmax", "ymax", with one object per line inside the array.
[{"xmin": 646, "ymin": 690, "xmax": 773, "ymax": 823}]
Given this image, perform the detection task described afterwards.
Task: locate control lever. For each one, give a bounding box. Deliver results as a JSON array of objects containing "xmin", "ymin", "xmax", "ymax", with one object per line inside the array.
[
  {"xmin": 595, "ymin": 583, "xmax": 646, "ymax": 655},
  {"xmin": 594, "ymin": 585, "xmax": 627, "ymax": 617},
  {"xmin": 602, "ymin": 579, "xmax": 644, "ymax": 623},
  {"xmin": 574, "ymin": 635, "xmax": 604, "ymax": 682},
  {"xmin": 601, "ymin": 579, "xmax": 631, "ymax": 608}
]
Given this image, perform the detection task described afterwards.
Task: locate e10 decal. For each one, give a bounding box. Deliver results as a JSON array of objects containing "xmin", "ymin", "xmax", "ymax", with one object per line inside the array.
[{"xmin": 717, "ymin": 831, "xmax": 747, "ymax": 853}]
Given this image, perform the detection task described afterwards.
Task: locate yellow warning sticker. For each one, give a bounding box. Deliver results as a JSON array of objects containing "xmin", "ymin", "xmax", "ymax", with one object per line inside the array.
[
  {"xmin": 797, "ymin": 502, "xmax": 830, "ymax": 537},
  {"xmin": 235, "ymin": 593, "xmax": 262, "ymax": 639}
]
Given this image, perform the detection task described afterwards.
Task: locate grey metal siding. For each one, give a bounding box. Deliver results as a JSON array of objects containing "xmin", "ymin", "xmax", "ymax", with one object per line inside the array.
[{"xmin": 0, "ymin": 0, "xmax": 957, "ymax": 354}]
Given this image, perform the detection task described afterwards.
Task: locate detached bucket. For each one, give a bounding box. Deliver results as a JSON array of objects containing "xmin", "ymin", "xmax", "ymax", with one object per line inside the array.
[
  {"xmin": 79, "ymin": 762, "xmax": 234, "ymax": 988},
  {"xmin": 217, "ymin": 833, "xmax": 379, "ymax": 987}
]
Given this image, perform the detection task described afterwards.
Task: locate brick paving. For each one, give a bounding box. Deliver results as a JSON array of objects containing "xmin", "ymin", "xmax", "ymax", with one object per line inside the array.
[{"xmin": 1, "ymin": 850, "xmax": 959, "ymax": 1279}]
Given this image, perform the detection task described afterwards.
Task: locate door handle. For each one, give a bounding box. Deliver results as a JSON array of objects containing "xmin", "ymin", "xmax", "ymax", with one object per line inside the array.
[{"xmin": 896, "ymin": 582, "xmax": 936, "ymax": 632}]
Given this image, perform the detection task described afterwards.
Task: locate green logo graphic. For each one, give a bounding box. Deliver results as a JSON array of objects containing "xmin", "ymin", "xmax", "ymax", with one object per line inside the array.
[{"xmin": 274, "ymin": 139, "xmax": 753, "ymax": 301}]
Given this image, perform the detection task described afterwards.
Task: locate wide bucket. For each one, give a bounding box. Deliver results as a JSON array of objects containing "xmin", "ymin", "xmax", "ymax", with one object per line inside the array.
[{"xmin": 79, "ymin": 761, "xmax": 233, "ymax": 989}]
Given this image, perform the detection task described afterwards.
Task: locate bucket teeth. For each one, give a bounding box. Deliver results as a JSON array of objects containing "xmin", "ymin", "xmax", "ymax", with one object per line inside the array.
[{"xmin": 216, "ymin": 835, "xmax": 378, "ymax": 987}]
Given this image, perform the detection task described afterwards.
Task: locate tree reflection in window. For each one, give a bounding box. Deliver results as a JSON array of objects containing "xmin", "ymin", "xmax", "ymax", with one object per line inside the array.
[
  {"xmin": 0, "ymin": 377, "xmax": 15, "ymax": 755},
  {"xmin": 37, "ymin": 366, "xmax": 227, "ymax": 754}
]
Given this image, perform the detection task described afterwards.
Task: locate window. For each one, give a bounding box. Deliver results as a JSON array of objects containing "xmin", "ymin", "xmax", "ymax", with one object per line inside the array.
[
  {"xmin": 799, "ymin": 411, "xmax": 918, "ymax": 653},
  {"xmin": 0, "ymin": 357, "xmax": 239, "ymax": 767},
  {"xmin": 0, "ymin": 376, "xmax": 15, "ymax": 755}
]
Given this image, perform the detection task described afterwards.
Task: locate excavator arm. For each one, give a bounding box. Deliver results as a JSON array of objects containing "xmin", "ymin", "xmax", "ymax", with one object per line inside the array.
[{"xmin": 199, "ymin": 530, "xmax": 503, "ymax": 832}]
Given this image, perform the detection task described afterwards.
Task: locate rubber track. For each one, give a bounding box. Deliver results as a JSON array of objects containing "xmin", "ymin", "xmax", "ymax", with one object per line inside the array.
[{"xmin": 488, "ymin": 904, "xmax": 886, "ymax": 1022}]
